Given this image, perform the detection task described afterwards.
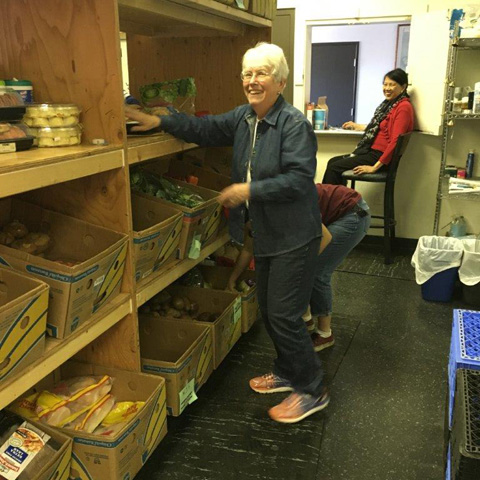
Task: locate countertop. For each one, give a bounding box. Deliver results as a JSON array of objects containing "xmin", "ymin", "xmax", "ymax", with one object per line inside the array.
[{"xmin": 314, "ymin": 128, "xmax": 363, "ymax": 136}]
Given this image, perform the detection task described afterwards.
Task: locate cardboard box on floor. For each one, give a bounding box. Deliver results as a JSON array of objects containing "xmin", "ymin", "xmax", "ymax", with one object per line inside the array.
[
  {"xmin": 0, "ymin": 266, "xmax": 49, "ymax": 384},
  {"xmin": 131, "ymin": 194, "xmax": 183, "ymax": 282},
  {"xmin": 198, "ymin": 265, "xmax": 258, "ymax": 333},
  {"xmin": 26, "ymin": 361, "xmax": 167, "ymax": 480},
  {"xmin": 134, "ymin": 177, "xmax": 222, "ymax": 259},
  {"xmin": 0, "ymin": 199, "xmax": 128, "ymax": 339},
  {"xmin": 35, "ymin": 422, "xmax": 73, "ymax": 480},
  {"xmin": 166, "ymin": 285, "xmax": 241, "ymax": 369},
  {"xmin": 139, "ymin": 316, "xmax": 214, "ymax": 416}
]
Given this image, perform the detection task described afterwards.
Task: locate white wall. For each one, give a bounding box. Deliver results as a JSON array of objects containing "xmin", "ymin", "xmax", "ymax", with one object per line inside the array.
[
  {"xmin": 276, "ymin": 0, "xmax": 480, "ymax": 239},
  {"xmin": 311, "ymin": 23, "xmax": 398, "ymax": 123}
]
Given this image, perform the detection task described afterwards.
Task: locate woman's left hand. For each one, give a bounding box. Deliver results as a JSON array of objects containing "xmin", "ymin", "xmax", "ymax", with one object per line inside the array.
[
  {"xmin": 353, "ymin": 165, "xmax": 376, "ymax": 175},
  {"xmin": 218, "ymin": 183, "xmax": 250, "ymax": 208}
]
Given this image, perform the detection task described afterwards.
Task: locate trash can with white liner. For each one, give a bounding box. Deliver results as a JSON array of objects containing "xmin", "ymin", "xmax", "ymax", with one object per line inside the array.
[
  {"xmin": 459, "ymin": 238, "xmax": 480, "ymax": 307},
  {"xmin": 411, "ymin": 236, "xmax": 463, "ymax": 302}
]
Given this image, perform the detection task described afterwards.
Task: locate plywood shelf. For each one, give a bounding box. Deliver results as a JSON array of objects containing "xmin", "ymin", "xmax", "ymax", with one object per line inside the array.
[
  {"xmin": 0, "ymin": 293, "xmax": 132, "ymax": 410},
  {"xmin": 127, "ymin": 134, "xmax": 198, "ymax": 165},
  {"xmin": 136, "ymin": 231, "xmax": 229, "ymax": 306},
  {"xmin": 118, "ymin": 0, "xmax": 270, "ymax": 37},
  {"xmin": 0, "ymin": 146, "xmax": 124, "ymax": 199}
]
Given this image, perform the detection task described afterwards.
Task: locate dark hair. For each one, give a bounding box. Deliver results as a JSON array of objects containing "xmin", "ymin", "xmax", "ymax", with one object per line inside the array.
[{"xmin": 384, "ymin": 68, "xmax": 408, "ymax": 87}]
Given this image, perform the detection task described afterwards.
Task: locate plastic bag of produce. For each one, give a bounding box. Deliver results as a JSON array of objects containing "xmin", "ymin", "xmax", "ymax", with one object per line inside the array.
[
  {"xmin": 101, "ymin": 401, "xmax": 145, "ymax": 426},
  {"xmin": 130, "ymin": 168, "xmax": 205, "ymax": 208},
  {"xmin": 65, "ymin": 394, "xmax": 115, "ymax": 433},
  {"xmin": 139, "ymin": 77, "xmax": 196, "ymax": 114},
  {"xmin": 35, "ymin": 375, "xmax": 113, "ymax": 427}
]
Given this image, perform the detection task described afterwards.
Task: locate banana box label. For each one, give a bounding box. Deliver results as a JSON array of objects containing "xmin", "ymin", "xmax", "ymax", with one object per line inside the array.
[
  {"xmin": 133, "ymin": 213, "xmax": 182, "ymax": 281},
  {"xmin": 0, "ymin": 285, "xmax": 48, "ymax": 382},
  {"xmin": 92, "ymin": 241, "xmax": 128, "ymax": 313},
  {"xmin": 201, "ymin": 202, "xmax": 223, "ymax": 246},
  {"xmin": 195, "ymin": 331, "xmax": 213, "ymax": 390},
  {"xmin": 142, "ymin": 387, "xmax": 167, "ymax": 463},
  {"xmin": 45, "ymin": 435, "xmax": 71, "ymax": 480}
]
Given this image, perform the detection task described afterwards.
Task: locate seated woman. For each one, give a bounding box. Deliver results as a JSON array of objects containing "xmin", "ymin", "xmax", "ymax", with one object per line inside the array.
[{"xmin": 322, "ymin": 68, "xmax": 414, "ymax": 185}]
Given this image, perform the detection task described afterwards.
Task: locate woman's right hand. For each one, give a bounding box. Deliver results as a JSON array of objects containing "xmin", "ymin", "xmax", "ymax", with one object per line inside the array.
[
  {"xmin": 125, "ymin": 106, "xmax": 161, "ymax": 132},
  {"xmin": 342, "ymin": 121, "xmax": 364, "ymax": 131}
]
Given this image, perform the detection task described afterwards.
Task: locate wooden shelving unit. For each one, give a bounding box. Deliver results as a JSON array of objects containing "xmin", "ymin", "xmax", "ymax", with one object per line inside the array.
[
  {"xmin": 0, "ymin": 147, "xmax": 124, "ymax": 198},
  {"xmin": 137, "ymin": 232, "xmax": 229, "ymax": 306},
  {"xmin": 127, "ymin": 134, "xmax": 197, "ymax": 165},
  {"xmin": 0, "ymin": 294, "xmax": 132, "ymax": 410},
  {"xmin": 0, "ymin": 0, "xmax": 270, "ymax": 427}
]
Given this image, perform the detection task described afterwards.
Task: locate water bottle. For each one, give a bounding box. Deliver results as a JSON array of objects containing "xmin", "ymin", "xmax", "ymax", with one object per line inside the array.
[
  {"xmin": 466, "ymin": 149, "xmax": 475, "ymax": 179},
  {"xmin": 450, "ymin": 215, "xmax": 467, "ymax": 237}
]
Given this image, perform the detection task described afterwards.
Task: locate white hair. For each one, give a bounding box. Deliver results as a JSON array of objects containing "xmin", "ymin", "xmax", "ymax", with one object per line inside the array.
[{"xmin": 242, "ymin": 42, "xmax": 289, "ymax": 82}]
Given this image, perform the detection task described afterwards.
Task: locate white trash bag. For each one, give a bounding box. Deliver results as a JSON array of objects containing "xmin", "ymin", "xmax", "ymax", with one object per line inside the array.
[
  {"xmin": 459, "ymin": 238, "xmax": 480, "ymax": 286},
  {"xmin": 411, "ymin": 236, "xmax": 463, "ymax": 284}
]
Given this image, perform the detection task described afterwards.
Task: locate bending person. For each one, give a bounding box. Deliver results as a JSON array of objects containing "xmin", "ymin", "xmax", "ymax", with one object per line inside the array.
[
  {"xmin": 126, "ymin": 42, "xmax": 328, "ymax": 424},
  {"xmin": 322, "ymin": 68, "xmax": 414, "ymax": 185},
  {"xmin": 305, "ymin": 184, "xmax": 371, "ymax": 350}
]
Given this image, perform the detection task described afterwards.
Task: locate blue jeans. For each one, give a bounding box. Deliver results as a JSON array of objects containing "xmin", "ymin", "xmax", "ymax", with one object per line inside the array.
[
  {"xmin": 255, "ymin": 238, "xmax": 324, "ymax": 396},
  {"xmin": 310, "ymin": 199, "xmax": 371, "ymax": 316}
]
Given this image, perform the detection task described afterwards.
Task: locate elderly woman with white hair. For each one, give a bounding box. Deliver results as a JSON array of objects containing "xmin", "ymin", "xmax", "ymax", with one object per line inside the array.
[{"xmin": 126, "ymin": 42, "xmax": 328, "ymax": 424}]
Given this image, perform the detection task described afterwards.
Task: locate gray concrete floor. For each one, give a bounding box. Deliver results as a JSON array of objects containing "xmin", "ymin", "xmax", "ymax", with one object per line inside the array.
[{"xmin": 136, "ymin": 245, "xmax": 469, "ymax": 480}]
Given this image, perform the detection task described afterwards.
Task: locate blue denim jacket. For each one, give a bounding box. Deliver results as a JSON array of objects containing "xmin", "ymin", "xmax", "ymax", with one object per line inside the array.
[{"xmin": 160, "ymin": 95, "xmax": 322, "ymax": 256}]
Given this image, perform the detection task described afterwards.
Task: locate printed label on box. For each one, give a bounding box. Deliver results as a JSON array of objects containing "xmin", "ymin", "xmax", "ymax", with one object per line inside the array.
[
  {"xmin": 178, "ymin": 379, "xmax": 197, "ymax": 414},
  {"xmin": 0, "ymin": 423, "xmax": 50, "ymax": 480},
  {"xmin": 233, "ymin": 297, "xmax": 241, "ymax": 325}
]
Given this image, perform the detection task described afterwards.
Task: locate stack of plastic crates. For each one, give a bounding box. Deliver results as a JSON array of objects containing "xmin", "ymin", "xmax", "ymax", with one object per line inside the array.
[
  {"xmin": 450, "ymin": 369, "xmax": 480, "ymax": 479},
  {"xmin": 448, "ymin": 310, "xmax": 480, "ymax": 427}
]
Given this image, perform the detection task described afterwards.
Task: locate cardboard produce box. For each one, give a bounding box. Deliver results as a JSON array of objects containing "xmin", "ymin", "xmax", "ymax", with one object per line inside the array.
[
  {"xmin": 165, "ymin": 158, "xmax": 231, "ymax": 192},
  {"xmin": 166, "ymin": 285, "xmax": 241, "ymax": 369},
  {"xmin": 22, "ymin": 361, "xmax": 167, "ymax": 480},
  {"xmin": 0, "ymin": 198, "xmax": 128, "ymax": 339},
  {"xmin": 36, "ymin": 422, "xmax": 73, "ymax": 480},
  {"xmin": 139, "ymin": 316, "xmax": 214, "ymax": 416},
  {"xmin": 0, "ymin": 266, "xmax": 49, "ymax": 384},
  {"xmin": 199, "ymin": 265, "xmax": 258, "ymax": 333},
  {"xmin": 0, "ymin": 413, "xmax": 72, "ymax": 480},
  {"xmin": 131, "ymin": 194, "xmax": 183, "ymax": 282},
  {"xmin": 135, "ymin": 177, "xmax": 222, "ymax": 259}
]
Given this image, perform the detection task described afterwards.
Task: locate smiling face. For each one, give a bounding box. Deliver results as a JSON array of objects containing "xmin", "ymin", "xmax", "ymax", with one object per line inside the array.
[
  {"xmin": 242, "ymin": 62, "xmax": 285, "ymax": 119},
  {"xmin": 383, "ymin": 76, "xmax": 406, "ymax": 102}
]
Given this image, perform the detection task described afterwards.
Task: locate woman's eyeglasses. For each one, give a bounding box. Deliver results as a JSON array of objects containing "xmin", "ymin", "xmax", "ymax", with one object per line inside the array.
[{"xmin": 241, "ymin": 70, "xmax": 272, "ymax": 82}]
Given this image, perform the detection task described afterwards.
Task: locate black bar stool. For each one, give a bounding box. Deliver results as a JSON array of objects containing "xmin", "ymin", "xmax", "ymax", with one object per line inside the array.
[{"xmin": 341, "ymin": 132, "xmax": 412, "ymax": 265}]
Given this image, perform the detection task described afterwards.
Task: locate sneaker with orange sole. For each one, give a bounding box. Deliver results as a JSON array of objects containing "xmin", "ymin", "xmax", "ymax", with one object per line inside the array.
[
  {"xmin": 311, "ymin": 332, "xmax": 335, "ymax": 352},
  {"xmin": 249, "ymin": 373, "xmax": 293, "ymax": 394},
  {"xmin": 268, "ymin": 388, "xmax": 330, "ymax": 424}
]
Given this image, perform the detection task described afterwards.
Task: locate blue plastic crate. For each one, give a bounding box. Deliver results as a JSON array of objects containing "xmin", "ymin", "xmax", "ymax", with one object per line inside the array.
[
  {"xmin": 448, "ymin": 310, "xmax": 480, "ymax": 427},
  {"xmin": 446, "ymin": 443, "xmax": 451, "ymax": 480}
]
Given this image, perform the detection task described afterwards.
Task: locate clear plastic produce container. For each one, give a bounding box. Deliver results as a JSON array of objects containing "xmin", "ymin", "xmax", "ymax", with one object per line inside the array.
[
  {"xmin": 34, "ymin": 125, "xmax": 82, "ymax": 147},
  {"xmin": 23, "ymin": 103, "xmax": 81, "ymax": 127}
]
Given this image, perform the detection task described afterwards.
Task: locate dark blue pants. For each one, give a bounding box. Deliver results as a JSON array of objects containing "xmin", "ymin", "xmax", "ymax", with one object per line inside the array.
[
  {"xmin": 255, "ymin": 238, "xmax": 324, "ymax": 396},
  {"xmin": 322, "ymin": 149, "xmax": 383, "ymax": 185}
]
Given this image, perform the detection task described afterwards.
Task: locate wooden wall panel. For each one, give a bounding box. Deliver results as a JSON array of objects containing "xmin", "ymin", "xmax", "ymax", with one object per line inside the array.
[
  {"xmin": 74, "ymin": 314, "xmax": 141, "ymax": 372},
  {"xmin": 127, "ymin": 27, "xmax": 270, "ymax": 113},
  {"xmin": 0, "ymin": 0, "xmax": 125, "ymax": 145}
]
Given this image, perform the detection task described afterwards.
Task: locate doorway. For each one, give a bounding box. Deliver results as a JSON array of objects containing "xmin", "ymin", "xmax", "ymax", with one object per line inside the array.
[{"xmin": 311, "ymin": 42, "xmax": 359, "ymax": 127}]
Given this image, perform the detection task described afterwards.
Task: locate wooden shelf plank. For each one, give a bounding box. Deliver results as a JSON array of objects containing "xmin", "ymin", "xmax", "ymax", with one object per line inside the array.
[
  {"xmin": 0, "ymin": 293, "xmax": 132, "ymax": 410},
  {"xmin": 127, "ymin": 135, "xmax": 198, "ymax": 165},
  {"xmin": 172, "ymin": 0, "xmax": 272, "ymax": 28},
  {"xmin": 0, "ymin": 147, "xmax": 124, "ymax": 199},
  {"xmin": 118, "ymin": 0, "xmax": 249, "ymax": 36},
  {"xmin": 136, "ymin": 231, "xmax": 229, "ymax": 306}
]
